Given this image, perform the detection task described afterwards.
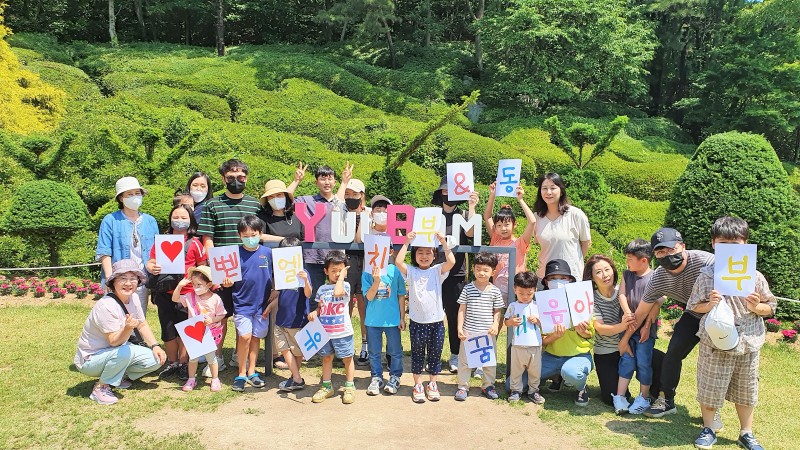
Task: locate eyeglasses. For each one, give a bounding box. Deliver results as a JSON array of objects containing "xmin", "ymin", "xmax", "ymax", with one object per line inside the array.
[
  {"xmin": 653, "ymin": 247, "xmax": 680, "ymax": 258},
  {"xmin": 117, "ymin": 276, "xmax": 139, "ymax": 285},
  {"xmin": 225, "ymin": 175, "xmax": 247, "ymax": 183}
]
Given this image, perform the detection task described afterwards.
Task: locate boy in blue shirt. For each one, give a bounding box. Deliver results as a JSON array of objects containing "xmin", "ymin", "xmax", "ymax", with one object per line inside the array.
[
  {"xmin": 309, "ymin": 251, "xmax": 356, "ymax": 404},
  {"xmin": 224, "ymin": 215, "xmax": 275, "ymax": 392},
  {"xmin": 363, "ymin": 259, "xmax": 407, "ymax": 396}
]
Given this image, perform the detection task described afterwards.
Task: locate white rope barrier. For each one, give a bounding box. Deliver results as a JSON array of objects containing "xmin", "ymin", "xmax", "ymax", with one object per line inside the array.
[{"xmin": 0, "ymin": 262, "xmax": 101, "ymax": 271}]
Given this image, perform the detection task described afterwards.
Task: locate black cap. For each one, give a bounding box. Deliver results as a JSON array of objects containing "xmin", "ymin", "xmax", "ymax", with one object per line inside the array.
[
  {"xmin": 544, "ymin": 259, "xmax": 575, "ymax": 281},
  {"xmin": 431, "ymin": 176, "xmax": 447, "ymax": 206},
  {"xmin": 651, "ymin": 227, "xmax": 683, "ymax": 250}
]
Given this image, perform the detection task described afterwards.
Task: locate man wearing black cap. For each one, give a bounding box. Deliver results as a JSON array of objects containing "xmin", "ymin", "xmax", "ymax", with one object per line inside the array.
[
  {"xmin": 431, "ymin": 176, "xmax": 479, "ymax": 373},
  {"xmin": 629, "ymin": 228, "xmax": 715, "ymax": 420}
]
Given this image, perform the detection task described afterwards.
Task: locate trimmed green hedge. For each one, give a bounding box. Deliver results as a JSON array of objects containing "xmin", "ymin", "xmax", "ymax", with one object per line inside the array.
[{"xmin": 120, "ymin": 85, "xmax": 231, "ymax": 121}]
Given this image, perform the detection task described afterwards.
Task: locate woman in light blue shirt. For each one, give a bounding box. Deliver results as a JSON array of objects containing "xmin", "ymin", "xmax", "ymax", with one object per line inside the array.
[{"xmin": 96, "ymin": 177, "xmax": 159, "ymax": 314}]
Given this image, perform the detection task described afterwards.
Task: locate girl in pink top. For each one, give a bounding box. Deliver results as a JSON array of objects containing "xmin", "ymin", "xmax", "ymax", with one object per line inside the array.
[
  {"xmin": 173, "ymin": 266, "xmax": 226, "ymax": 392},
  {"xmin": 483, "ymin": 183, "xmax": 537, "ymax": 303}
]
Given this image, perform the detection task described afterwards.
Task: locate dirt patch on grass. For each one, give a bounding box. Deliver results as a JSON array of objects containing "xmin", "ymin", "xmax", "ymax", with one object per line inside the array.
[{"xmin": 136, "ymin": 368, "xmax": 585, "ymax": 449}]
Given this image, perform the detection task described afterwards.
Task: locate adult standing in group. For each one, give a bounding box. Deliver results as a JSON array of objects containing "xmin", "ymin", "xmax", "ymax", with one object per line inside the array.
[
  {"xmin": 635, "ymin": 228, "xmax": 716, "ymax": 422},
  {"xmin": 197, "ymin": 159, "xmax": 262, "ymax": 369},
  {"xmin": 431, "ymin": 176, "xmax": 479, "ymax": 373},
  {"xmin": 185, "ymin": 172, "xmax": 213, "ymax": 223},
  {"xmin": 96, "ymin": 177, "xmax": 159, "ymax": 315},
  {"xmin": 294, "ymin": 163, "xmax": 352, "ymax": 304},
  {"xmin": 533, "ymin": 173, "xmax": 591, "ymax": 285},
  {"xmin": 74, "ymin": 259, "xmax": 166, "ymax": 405}
]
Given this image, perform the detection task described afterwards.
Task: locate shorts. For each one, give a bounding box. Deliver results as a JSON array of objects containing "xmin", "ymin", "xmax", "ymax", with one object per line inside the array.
[
  {"xmin": 218, "ymin": 286, "xmax": 234, "ymax": 318},
  {"xmin": 233, "ymin": 313, "xmax": 270, "ymax": 339},
  {"xmin": 274, "ymin": 325, "xmax": 303, "ymax": 357},
  {"xmin": 345, "ymin": 253, "xmax": 363, "ymax": 296},
  {"xmin": 618, "ymin": 332, "xmax": 655, "ymax": 385},
  {"xmin": 696, "ymin": 343, "xmax": 759, "ymax": 409},
  {"xmin": 318, "ymin": 335, "xmax": 355, "ymax": 359},
  {"xmin": 154, "ymin": 290, "xmax": 188, "ymax": 342}
]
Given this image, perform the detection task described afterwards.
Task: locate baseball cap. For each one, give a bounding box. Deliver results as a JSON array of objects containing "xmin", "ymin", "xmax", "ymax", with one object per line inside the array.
[
  {"xmin": 346, "ymin": 179, "xmax": 365, "ymax": 193},
  {"xmin": 651, "ymin": 227, "xmax": 683, "ymax": 250},
  {"xmin": 705, "ymin": 306, "xmax": 739, "ymax": 351},
  {"xmin": 370, "ymin": 195, "xmax": 392, "ymax": 208}
]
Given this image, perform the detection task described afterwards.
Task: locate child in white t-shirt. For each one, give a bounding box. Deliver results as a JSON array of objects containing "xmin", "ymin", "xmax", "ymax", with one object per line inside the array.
[{"xmin": 395, "ymin": 231, "xmax": 455, "ymax": 403}]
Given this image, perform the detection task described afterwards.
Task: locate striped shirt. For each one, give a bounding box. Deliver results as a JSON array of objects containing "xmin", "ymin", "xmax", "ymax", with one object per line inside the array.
[
  {"xmin": 593, "ymin": 288, "xmax": 622, "ymax": 355},
  {"xmin": 457, "ymin": 282, "xmax": 504, "ymax": 335},
  {"xmin": 641, "ymin": 250, "xmax": 714, "ymax": 318},
  {"xmin": 687, "ymin": 266, "xmax": 776, "ymax": 354},
  {"xmin": 197, "ymin": 194, "xmax": 262, "ymax": 247}
]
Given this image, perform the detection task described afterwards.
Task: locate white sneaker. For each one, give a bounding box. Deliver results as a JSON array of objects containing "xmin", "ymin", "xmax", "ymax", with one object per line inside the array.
[
  {"xmin": 473, "ymin": 367, "xmax": 484, "ymax": 379},
  {"xmin": 449, "ymin": 354, "xmax": 458, "ymax": 373},
  {"xmin": 711, "ymin": 410, "xmax": 723, "ymax": 432},
  {"xmin": 229, "ymin": 352, "xmax": 239, "ymax": 368},
  {"xmin": 367, "ymin": 377, "xmax": 384, "ymax": 396},
  {"xmin": 629, "ymin": 394, "xmax": 650, "ymax": 415},
  {"xmin": 612, "ymin": 394, "xmax": 630, "ymax": 415}
]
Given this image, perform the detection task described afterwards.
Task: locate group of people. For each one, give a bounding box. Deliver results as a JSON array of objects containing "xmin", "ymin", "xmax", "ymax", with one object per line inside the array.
[{"xmin": 74, "ymin": 159, "xmax": 775, "ymax": 450}]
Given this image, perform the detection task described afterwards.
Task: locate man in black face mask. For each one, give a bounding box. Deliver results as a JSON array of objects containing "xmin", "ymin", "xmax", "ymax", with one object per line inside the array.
[
  {"xmin": 197, "ymin": 159, "xmax": 263, "ymax": 372},
  {"xmin": 628, "ymin": 228, "xmax": 716, "ymax": 422}
]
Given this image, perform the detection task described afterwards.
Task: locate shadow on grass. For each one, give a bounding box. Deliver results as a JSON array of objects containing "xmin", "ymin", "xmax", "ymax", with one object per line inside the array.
[{"xmin": 604, "ymin": 404, "xmax": 700, "ymax": 448}]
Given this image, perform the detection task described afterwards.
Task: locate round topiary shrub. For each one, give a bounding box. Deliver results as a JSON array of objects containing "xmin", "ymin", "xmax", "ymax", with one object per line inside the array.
[
  {"xmin": 2, "ymin": 180, "xmax": 90, "ymax": 266},
  {"xmin": 665, "ymin": 132, "xmax": 800, "ymax": 301}
]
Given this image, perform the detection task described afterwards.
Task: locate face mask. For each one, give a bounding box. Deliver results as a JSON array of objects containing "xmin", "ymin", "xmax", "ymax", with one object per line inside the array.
[
  {"xmin": 193, "ymin": 286, "xmax": 208, "ymax": 296},
  {"xmin": 548, "ymin": 279, "xmax": 569, "ymax": 290},
  {"xmin": 345, "ymin": 198, "xmax": 361, "ymax": 211},
  {"xmin": 122, "ymin": 195, "xmax": 142, "ymax": 211},
  {"xmin": 268, "ymin": 196, "xmax": 286, "ymax": 210},
  {"xmin": 171, "ymin": 220, "xmax": 190, "ymax": 230},
  {"xmin": 657, "ymin": 252, "xmax": 684, "ymax": 271},
  {"xmin": 372, "ymin": 212, "xmax": 388, "ymax": 225},
  {"xmin": 226, "ymin": 180, "xmax": 246, "ymax": 194},
  {"xmin": 241, "ymin": 236, "xmax": 260, "ymax": 248},
  {"xmin": 441, "ymin": 195, "xmax": 465, "ymax": 208},
  {"xmin": 190, "ymin": 189, "xmax": 207, "ymax": 203}
]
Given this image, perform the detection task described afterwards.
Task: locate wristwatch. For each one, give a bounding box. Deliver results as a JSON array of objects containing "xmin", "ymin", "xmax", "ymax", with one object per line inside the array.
[{"xmin": 149, "ymin": 343, "xmax": 162, "ymax": 350}]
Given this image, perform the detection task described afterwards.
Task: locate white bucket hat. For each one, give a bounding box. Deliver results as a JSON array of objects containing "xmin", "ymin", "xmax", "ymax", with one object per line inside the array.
[{"xmin": 115, "ymin": 177, "xmax": 148, "ymax": 198}]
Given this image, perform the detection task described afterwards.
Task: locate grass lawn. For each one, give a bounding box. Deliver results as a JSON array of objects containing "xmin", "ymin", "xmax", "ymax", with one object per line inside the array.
[{"xmin": 0, "ymin": 300, "xmax": 796, "ymax": 449}]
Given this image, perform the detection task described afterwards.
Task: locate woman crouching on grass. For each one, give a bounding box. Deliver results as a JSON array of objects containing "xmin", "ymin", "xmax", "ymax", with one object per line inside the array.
[{"xmin": 73, "ymin": 259, "xmax": 166, "ymax": 405}]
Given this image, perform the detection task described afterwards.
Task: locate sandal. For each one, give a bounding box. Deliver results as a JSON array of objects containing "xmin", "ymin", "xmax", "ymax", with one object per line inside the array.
[
  {"xmin": 247, "ymin": 372, "xmax": 265, "ymax": 388},
  {"xmin": 232, "ymin": 376, "xmax": 247, "ymax": 392},
  {"xmin": 272, "ymin": 356, "xmax": 289, "ymax": 370}
]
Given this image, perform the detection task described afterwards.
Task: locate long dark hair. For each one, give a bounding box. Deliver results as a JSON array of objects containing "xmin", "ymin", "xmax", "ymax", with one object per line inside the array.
[
  {"xmin": 185, "ymin": 172, "xmax": 213, "ymax": 203},
  {"xmin": 166, "ymin": 205, "xmax": 198, "ymax": 236},
  {"xmin": 534, "ymin": 172, "xmax": 570, "ymax": 217}
]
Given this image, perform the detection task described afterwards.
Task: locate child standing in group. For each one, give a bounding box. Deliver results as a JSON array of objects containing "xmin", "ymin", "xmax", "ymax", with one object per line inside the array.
[
  {"xmin": 504, "ymin": 271, "xmax": 545, "ymax": 404},
  {"xmin": 362, "ymin": 252, "xmax": 407, "ymax": 396},
  {"xmin": 274, "ymin": 237, "xmax": 312, "ymax": 392},
  {"xmin": 173, "ymin": 266, "xmax": 226, "ymax": 392},
  {"xmin": 455, "ymin": 252, "xmax": 504, "ymax": 401},
  {"xmin": 613, "ymin": 239, "xmax": 660, "ymax": 415},
  {"xmin": 395, "ymin": 231, "xmax": 456, "ymax": 403},
  {"xmin": 483, "ymin": 182, "xmax": 537, "ymax": 304},
  {"xmin": 308, "ymin": 251, "xmax": 356, "ymax": 404},
  {"xmin": 686, "ymin": 216, "xmax": 776, "ymax": 450},
  {"xmin": 224, "ymin": 215, "xmax": 275, "ymax": 392}
]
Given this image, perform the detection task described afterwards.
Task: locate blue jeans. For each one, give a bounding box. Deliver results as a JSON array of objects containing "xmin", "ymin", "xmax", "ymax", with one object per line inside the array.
[
  {"xmin": 540, "ymin": 351, "xmax": 593, "ymax": 391},
  {"xmin": 366, "ymin": 326, "xmax": 403, "ymax": 378},
  {"xmin": 77, "ymin": 343, "xmax": 162, "ymax": 386},
  {"xmin": 619, "ymin": 332, "xmax": 655, "ymax": 385}
]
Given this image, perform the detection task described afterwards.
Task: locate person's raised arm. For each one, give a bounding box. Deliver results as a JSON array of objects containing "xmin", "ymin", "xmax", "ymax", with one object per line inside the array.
[
  {"xmin": 333, "ymin": 265, "xmax": 349, "ymax": 298},
  {"xmin": 437, "ymin": 231, "xmax": 456, "ymax": 275},
  {"xmin": 517, "ymin": 184, "xmax": 537, "ymax": 244},
  {"xmin": 172, "ymin": 279, "xmax": 191, "ymax": 304},
  {"xmin": 286, "ymin": 162, "xmax": 307, "ymax": 196},
  {"xmin": 335, "ymin": 161, "xmax": 354, "ymax": 202},
  {"xmin": 298, "ymin": 270, "xmax": 312, "ymax": 298},
  {"xmin": 618, "ymin": 277, "xmax": 632, "ymax": 317},
  {"xmin": 394, "ymin": 231, "xmax": 415, "ymax": 277},
  {"xmin": 483, "ymin": 182, "xmax": 497, "ymax": 234},
  {"xmin": 465, "ymin": 191, "xmax": 479, "ymax": 237},
  {"xmin": 364, "ymin": 265, "xmax": 381, "ymax": 301}
]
